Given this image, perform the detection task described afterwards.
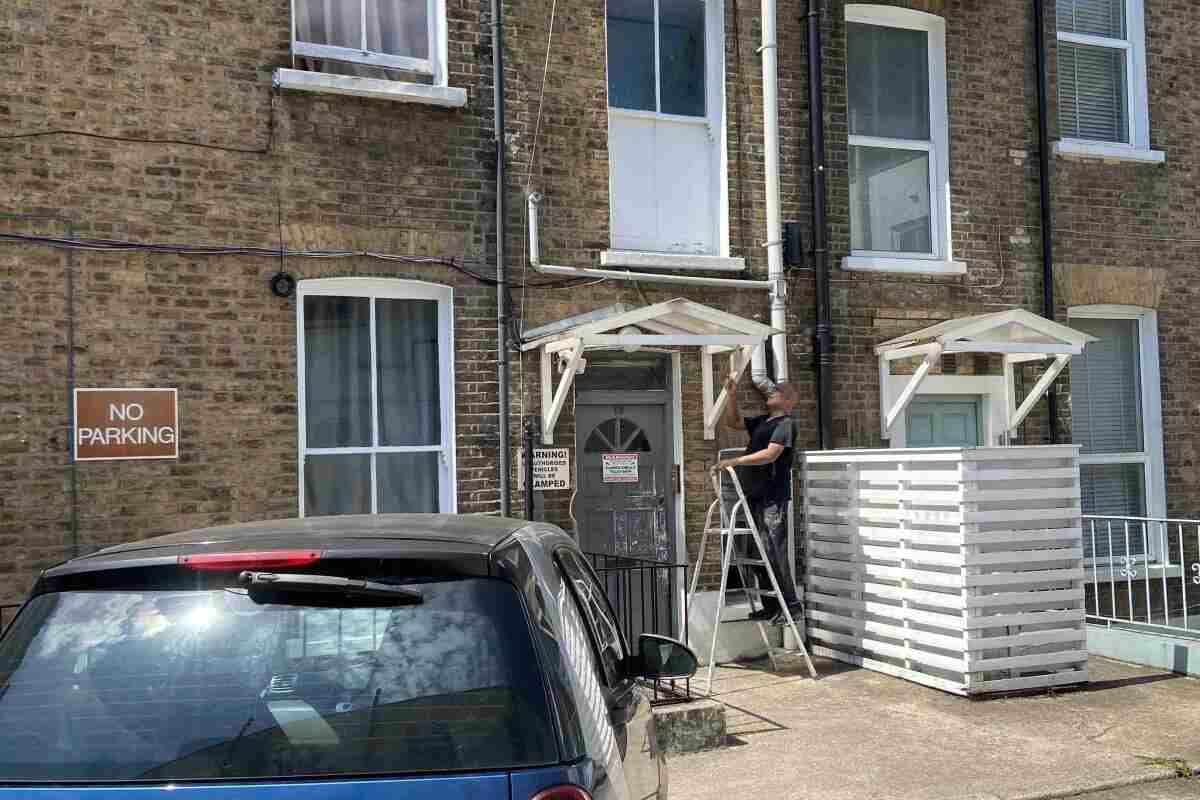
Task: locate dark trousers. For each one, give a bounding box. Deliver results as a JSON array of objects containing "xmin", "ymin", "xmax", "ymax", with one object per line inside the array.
[{"xmin": 747, "ymin": 499, "xmax": 796, "ymax": 613}]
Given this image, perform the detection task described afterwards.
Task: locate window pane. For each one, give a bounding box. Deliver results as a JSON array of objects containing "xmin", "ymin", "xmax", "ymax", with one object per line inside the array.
[
  {"xmin": 1081, "ymin": 463, "xmax": 1147, "ymax": 558},
  {"xmin": 377, "ymin": 298, "xmax": 441, "ymax": 446},
  {"xmin": 659, "ymin": 0, "xmax": 705, "ymax": 117},
  {"xmin": 847, "ymin": 22, "xmax": 930, "ymax": 140},
  {"xmin": 366, "ymin": 0, "xmax": 429, "ymax": 59},
  {"xmin": 849, "ymin": 146, "xmax": 933, "ymax": 253},
  {"xmin": 1056, "ymin": 0, "xmax": 1125, "ymax": 38},
  {"xmin": 1070, "ymin": 317, "xmax": 1143, "ymax": 454},
  {"xmin": 1057, "ymin": 43, "xmax": 1129, "ymax": 143},
  {"xmin": 304, "ymin": 296, "xmax": 372, "ymax": 448},
  {"xmin": 304, "ymin": 453, "xmax": 371, "ymax": 516},
  {"xmin": 294, "ymin": 0, "xmax": 363, "ymax": 49},
  {"xmin": 607, "ymin": 0, "xmax": 655, "ymax": 111},
  {"xmin": 377, "ymin": 452, "xmax": 440, "ymax": 513}
]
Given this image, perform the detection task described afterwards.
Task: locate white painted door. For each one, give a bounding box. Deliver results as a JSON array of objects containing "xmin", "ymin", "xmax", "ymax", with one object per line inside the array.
[{"xmin": 607, "ymin": 0, "xmax": 720, "ymax": 255}]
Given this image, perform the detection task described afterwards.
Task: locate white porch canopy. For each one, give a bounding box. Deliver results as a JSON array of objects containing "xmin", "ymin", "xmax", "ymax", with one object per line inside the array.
[
  {"xmin": 876, "ymin": 308, "xmax": 1098, "ymax": 441},
  {"xmin": 521, "ymin": 298, "xmax": 779, "ymax": 443}
]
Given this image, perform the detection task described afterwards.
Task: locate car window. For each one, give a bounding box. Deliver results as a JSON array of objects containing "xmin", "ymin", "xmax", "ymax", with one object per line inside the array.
[
  {"xmin": 555, "ymin": 550, "xmax": 626, "ymax": 686},
  {"xmin": 0, "ymin": 576, "xmax": 557, "ymax": 782}
]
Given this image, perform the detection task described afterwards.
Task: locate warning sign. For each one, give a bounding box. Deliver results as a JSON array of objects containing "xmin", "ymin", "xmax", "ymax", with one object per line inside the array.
[
  {"xmin": 602, "ymin": 453, "xmax": 639, "ymax": 483},
  {"xmin": 74, "ymin": 388, "xmax": 179, "ymax": 461},
  {"xmin": 518, "ymin": 447, "xmax": 571, "ymax": 491}
]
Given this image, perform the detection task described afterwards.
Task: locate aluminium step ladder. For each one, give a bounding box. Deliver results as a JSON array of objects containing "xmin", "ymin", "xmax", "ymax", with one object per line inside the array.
[{"xmin": 687, "ymin": 464, "xmax": 818, "ymax": 693}]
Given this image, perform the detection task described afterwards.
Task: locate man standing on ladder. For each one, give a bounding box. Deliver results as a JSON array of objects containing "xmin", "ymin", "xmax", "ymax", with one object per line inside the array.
[{"xmin": 717, "ymin": 377, "xmax": 802, "ymax": 626}]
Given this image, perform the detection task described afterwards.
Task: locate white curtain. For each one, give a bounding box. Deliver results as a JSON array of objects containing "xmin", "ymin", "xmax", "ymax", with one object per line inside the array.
[{"xmin": 295, "ymin": 0, "xmax": 428, "ymax": 76}]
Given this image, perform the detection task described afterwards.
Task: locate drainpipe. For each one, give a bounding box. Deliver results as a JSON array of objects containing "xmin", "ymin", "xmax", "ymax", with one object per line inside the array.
[
  {"xmin": 1033, "ymin": 0, "xmax": 1059, "ymax": 443},
  {"xmin": 527, "ymin": 194, "xmax": 773, "ymax": 290},
  {"xmin": 752, "ymin": 0, "xmax": 787, "ymax": 391},
  {"xmin": 807, "ymin": 0, "xmax": 833, "ymax": 450},
  {"xmin": 491, "ymin": 0, "xmax": 511, "ymax": 515}
]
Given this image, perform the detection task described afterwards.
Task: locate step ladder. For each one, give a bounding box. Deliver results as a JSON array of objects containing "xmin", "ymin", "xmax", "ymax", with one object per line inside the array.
[{"xmin": 687, "ymin": 464, "xmax": 817, "ymax": 693}]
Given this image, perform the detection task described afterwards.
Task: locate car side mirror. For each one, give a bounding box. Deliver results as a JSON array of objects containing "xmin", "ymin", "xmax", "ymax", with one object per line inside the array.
[{"xmin": 634, "ymin": 634, "xmax": 698, "ymax": 680}]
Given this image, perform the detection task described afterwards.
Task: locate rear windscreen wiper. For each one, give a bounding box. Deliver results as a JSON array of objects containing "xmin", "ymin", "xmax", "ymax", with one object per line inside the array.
[{"xmin": 238, "ymin": 571, "xmax": 423, "ymax": 604}]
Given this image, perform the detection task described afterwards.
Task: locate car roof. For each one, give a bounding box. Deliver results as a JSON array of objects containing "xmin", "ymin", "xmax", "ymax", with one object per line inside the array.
[{"xmin": 44, "ymin": 514, "xmax": 538, "ymax": 578}]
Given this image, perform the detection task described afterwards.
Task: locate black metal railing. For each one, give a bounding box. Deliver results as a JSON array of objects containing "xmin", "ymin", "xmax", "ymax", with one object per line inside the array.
[
  {"xmin": 0, "ymin": 604, "xmax": 19, "ymax": 636},
  {"xmin": 585, "ymin": 552, "xmax": 691, "ymax": 704}
]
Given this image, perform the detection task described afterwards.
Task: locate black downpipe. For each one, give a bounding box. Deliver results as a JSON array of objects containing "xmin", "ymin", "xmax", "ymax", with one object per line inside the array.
[
  {"xmin": 523, "ymin": 419, "xmax": 537, "ymax": 520},
  {"xmin": 491, "ymin": 0, "xmax": 511, "ymax": 514},
  {"xmin": 1033, "ymin": 0, "xmax": 1059, "ymax": 443},
  {"xmin": 807, "ymin": 1, "xmax": 833, "ymax": 450}
]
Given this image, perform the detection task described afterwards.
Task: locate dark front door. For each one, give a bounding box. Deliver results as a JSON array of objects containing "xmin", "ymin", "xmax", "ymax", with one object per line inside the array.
[{"xmin": 573, "ymin": 352, "xmax": 679, "ymax": 641}]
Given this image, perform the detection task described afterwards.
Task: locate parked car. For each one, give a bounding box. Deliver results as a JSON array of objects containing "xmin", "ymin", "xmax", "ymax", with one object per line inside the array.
[{"xmin": 0, "ymin": 514, "xmax": 697, "ymax": 799}]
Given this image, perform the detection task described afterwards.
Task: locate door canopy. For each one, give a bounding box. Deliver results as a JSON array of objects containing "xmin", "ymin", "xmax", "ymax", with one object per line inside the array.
[
  {"xmin": 521, "ymin": 299, "xmax": 779, "ymax": 443},
  {"xmin": 875, "ymin": 308, "xmax": 1098, "ymax": 442}
]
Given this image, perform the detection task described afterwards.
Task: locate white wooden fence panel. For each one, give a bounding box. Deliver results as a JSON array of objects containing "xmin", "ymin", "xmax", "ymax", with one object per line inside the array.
[{"xmin": 801, "ymin": 445, "xmax": 1088, "ymax": 696}]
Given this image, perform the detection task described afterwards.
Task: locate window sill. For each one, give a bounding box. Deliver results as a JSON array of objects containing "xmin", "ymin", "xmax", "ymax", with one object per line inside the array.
[
  {"xmin": 600, "ymin": 250, "xmax": 746, "ymax": 272},
  {"xmin": 841, "ymin": 255, "xmax": 966, "ymax": 275},
  {"xmin": 273, "ymin": 68, "xmax": 467, "ymax": 108},
  {"xmin": 1053, "ymin": 140, "xmax": 1165, "ymax": 165}
]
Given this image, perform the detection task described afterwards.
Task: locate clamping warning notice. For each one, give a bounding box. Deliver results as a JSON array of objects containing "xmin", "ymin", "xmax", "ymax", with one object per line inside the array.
[{"xmin": 517, "ymin": 447, "xmax": 571, "ymax": 491}]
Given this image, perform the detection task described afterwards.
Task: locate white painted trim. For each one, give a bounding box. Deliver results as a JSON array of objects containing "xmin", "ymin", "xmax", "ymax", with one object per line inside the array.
[
  {"xmin": 273, "ymin": 69, "xmax": 467, "ymax": 108},
  {"xmin": 1054, "ymin": 0, "xmax": 1153, "ymax": 153},
  {"xmin": 599, "ymin": 250, "xmax": 746, "ymax": 272},
  {"xmin": 671, "ymin": 352, "xmax": 688, "ymax": 634},
  {"xmin": 843, "ymin": 256, "xmax": 966, "ymax": 275},
  {"xmin": 1054, "ymin": 140, "xmax": 1165, "ymax": 164},
  {"xmin": 883, "ymin": 347, "xmax": 940, "ymax": 432},
  {"xmin": 1068, "ymin": 305, "xmax": 1166, "ymax": 522},
  {"xmin": 886, "ymin": 375, "xmax": 1009, "ymax": 448},
  {"xmin": 844, "ymin": 5, "xmax": 953, "ymax": 270},
  {"xmin": 296, "ymin": 278, "xmax": 457, "ymax": 516},
  {"xmin": 291, "ymin": 42, "xmax": 434, "ymax": 75}
]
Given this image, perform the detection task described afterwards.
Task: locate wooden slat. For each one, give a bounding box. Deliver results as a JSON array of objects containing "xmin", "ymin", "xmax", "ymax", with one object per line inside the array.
[
  {"xmin": 808, "ymin": 628, "xmax": 966, "ymax": 672},
  {"xmin": 810, "ymin": 646, "xmax": 968, "ymax": 695},
  {"xmin": 965, "ymin": 507, "xmax": 1081, "ymax": 523},
  {"xmin": 965, "ymin": 486, "xmax": 1081, "ymax": 502},
  {"xmin": 963, "ymin": 528, "xmax": 1082, "ymax": 545},
  {"xmin": 807, "ymin": 610, "xmax": 963, "ymax": 651},
  {"xmin": 964, "ymin": 568, "xmax": 1085, "ymax": 587},
  {"xmin": 809, "ymin": 559, "xmax": 964, "ymax": 589},
  {"xmin": 857, "ymin": 488, "xmax": 964, "ymax": 505},
  {"xmin": 858, "ymin": 526, "xmax": 963, "ymax": 545},
  {"xmin": 858, "ymin": 469, "xmax": 963, "ymax": 485},
  {"xmin": 966, "ymin": 548, "xmax": 1082, "ymax": 566},
  {"xmin": 804, "ymin": 451, "xmax": 965, "ymax": 465},
  {"xmin": 805, "ymin": 576, "xmax": 966, "ymax": 610},
  {"xmin": 970, "ymin": 669, "xmax": 1087, "ymax": 694},
  {"xmin": 860, "ymin": 545, "xmax": 963, "ymax": 567},
  {"xmin": 966, "ymin": 588, "xmax": 1084, "ymax": 609},
  {"xmin": 858, "ymin": 507, "xmax": 964, "ymax": 525},
  {"xmin": 967, "ymin": 628, "xmax": 1086, "ymax": 651},
  {"xmin": 964, "ymin": 467, "xmax": 1078, "ymax": 482},
  {"xmin": 805, "ymin": 592, "xmax": 966, "ymax": 630},
  {"xmin": 964, "ymin": 609, "xmax": 1084, "ymax": 629},
  {"xmin": 971, "ymin": 649, "xmax": 1089, "ymax": 672}
]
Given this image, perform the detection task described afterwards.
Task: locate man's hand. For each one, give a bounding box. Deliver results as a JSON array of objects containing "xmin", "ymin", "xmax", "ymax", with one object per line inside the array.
[
  {"xmin": 721, "ymin": 376, "xmax": 742, "ymax": 430},
  {"xmin": 716, "ymin": 457, "xmax": 740, "ymax": 471}
]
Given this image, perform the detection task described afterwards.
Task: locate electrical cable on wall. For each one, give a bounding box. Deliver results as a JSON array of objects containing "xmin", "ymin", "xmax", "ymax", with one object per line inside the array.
[{"xmin": 0, "ymin": 231, "xmax": 593, "ymax": 290}]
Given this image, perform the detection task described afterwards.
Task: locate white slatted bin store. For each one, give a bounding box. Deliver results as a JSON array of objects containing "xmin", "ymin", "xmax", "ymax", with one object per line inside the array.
[{"xmin": 802, "ymin": 445, "xmax": 1087, "ymax": 696}]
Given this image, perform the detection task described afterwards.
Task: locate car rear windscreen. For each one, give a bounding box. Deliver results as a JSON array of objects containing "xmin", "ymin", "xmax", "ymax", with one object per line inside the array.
[{"xmin": 0, "ymin": 577, "xmax": 558, "ymax": 782}]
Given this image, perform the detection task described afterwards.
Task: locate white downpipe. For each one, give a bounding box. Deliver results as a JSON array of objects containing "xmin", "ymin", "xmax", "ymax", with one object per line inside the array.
[
  {"xmin": 526, "ymin": 194, "xmax": 771, "ymax": 290},
  {"xmin": 760, "ymin": 0, "xmax": 787, "ymax": 387}
]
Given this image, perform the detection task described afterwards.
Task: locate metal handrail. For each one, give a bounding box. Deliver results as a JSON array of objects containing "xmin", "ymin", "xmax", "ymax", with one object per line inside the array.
[{"xmin": 1081, "ymin": 515, "xmax": 1200, "ymax": 636}]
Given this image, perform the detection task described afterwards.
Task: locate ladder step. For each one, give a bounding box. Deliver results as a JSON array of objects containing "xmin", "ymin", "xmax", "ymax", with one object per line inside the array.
[
  {"xmin": 741, "ymin": 588, "xmax": 778, "ymax": 598},
  {"xmin": 703, "ymin": 528, "xmax": 757, "ymax": 535},
  {"xmin": 731, "ymin": 558, "xmax": 766, "ymax": 567}
]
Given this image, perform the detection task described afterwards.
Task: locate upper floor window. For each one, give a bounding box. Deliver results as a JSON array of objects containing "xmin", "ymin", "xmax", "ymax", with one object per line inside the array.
[
  {"xmin": 842, "ymin": 6, "xmax": 961, "ymax": 276},
  {"xmin": 1054, "ymin": 0, "xmax": 1162, "ymax": 162},
  {"xmin": 291, "ymin": 0, "xmax": 448, "ymax": 87}
]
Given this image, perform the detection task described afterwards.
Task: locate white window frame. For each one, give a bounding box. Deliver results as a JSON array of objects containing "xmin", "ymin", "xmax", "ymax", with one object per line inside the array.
[
  {"xmin": 842, "ymin": 5, "xmax": 962, "ymax": 276},
  {"xmin": 289, "ymin": 0, "xmax": 447, "ymax": 85},
  {"xmin": 603, "ymin": 0, "xmax": 730, "ymax": 260},
  {"xmin": 1053, "ymin": 0, "xmax": 1164, "ymax": 163},
  {"xmin": 296, "ymin": 277, "xmax": 457, "ymax": 516},
  {"xmin": 1069, "ymin": 304, "xmax": 1166, "ymax": 561}
]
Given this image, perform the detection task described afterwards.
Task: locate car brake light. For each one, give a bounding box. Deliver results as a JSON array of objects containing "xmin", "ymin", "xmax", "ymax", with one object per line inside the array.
[
  {"xmin": 530, "ymin": 786, "xmax": 592, "ymax": 800},
  {"xmin": 179, "ymin": 550, "xmax": 322, "ymax": 571}
]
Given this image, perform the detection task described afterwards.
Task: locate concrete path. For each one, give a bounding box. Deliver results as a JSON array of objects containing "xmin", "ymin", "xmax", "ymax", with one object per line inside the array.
[
  {"xmin": 668, "ymin": 656, "xmax": 1200, "ymax": 800},
  {"xmin": 1065, "ymin": 778, "xmax": 1200, "ymax": 799}
]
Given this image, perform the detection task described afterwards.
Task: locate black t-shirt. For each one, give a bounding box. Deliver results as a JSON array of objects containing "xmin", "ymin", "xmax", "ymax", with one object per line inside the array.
[{"xmin": 740, "ymin": 414, "xmax": 795, "ymax": 504}]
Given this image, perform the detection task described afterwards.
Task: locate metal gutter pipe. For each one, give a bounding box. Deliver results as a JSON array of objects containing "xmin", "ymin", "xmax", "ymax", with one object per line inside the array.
[
  {"xmin": 759, "ymin": 0, "xmax": 787, "ymax": 389},
  {"xmin": 807, "ymin": 1, "xmax": 833, "ymax": 449},
  {"xmin": 1033, "ymin": 0, "xmax": 1059, "ymax": 443},
  {"xmin": 491, "ymin": 0, "xmax": 511, "ymax": 515},
  {"xmin": 526, "ymin": 194, "xmax": 772, "ymax": 290}
]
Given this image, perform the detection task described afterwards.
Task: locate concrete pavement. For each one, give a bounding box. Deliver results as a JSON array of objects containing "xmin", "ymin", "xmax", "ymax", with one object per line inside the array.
[{"xmin": 668, "ymin": 656, "xmax": 1200, "ymax": 800}]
